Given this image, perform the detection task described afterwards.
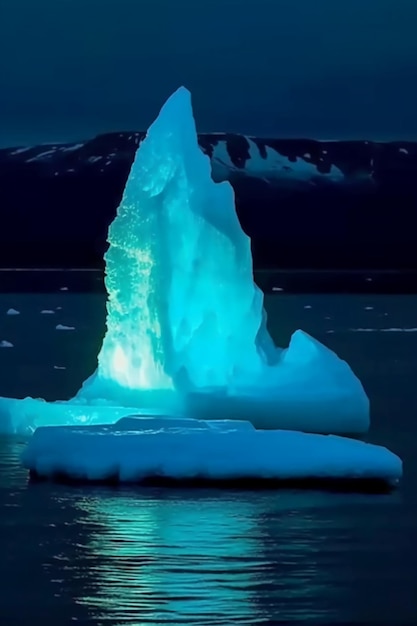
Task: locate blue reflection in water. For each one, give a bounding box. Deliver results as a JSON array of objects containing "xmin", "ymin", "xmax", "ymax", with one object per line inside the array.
[{"xmin": 69, "ymin": 489, "xmax": 362, "ymax": 624}]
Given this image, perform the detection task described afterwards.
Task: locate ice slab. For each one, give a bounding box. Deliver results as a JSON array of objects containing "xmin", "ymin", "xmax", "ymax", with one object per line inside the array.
[{"xmin": 21, "ymin": 417, "xmax": 402, "ymax": 488}]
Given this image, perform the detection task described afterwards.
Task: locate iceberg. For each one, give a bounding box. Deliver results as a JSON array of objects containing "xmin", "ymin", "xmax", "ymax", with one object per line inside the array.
[
  {"xmin": 22, "ymin": 417, "xmax": 402, "ymax": 489},
  {"xmin": 0, "ymin": 87, "xmax": 369, "ymax": 437}
]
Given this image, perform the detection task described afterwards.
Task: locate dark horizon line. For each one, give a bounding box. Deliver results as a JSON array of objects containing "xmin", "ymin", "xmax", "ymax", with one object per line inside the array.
[
  {"xmin": 0, "ymin": 268, "xmax": 416, "ymax": 274},
  {"xmin": 1, "ymin": 268, "xmax": 416, "ymax": 295}
]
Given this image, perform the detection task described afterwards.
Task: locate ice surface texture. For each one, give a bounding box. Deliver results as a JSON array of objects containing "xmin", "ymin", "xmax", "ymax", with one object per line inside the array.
[
  {"xmin": 0, "ymin": 87, "xmax": 369, "ymax": 435},
  {"xmin": 77, "ymin": 86, "xmax": 271, "ymax": 400},
  {"xmin": 21, "ymin": 417, "xmax": 402, "ymax": 487},
  {"xmin": 74, "ymin": 86, "xmax": 369, "ymax": 433}
]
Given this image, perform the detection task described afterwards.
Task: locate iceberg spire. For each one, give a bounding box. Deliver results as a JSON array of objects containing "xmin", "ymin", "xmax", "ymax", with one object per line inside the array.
[
  {"xmin": 0, "ymin": 86, "xmax": 370, "ymax": 435},
  {"xmin": 78, "ymin": 86, "xmax": 271, "ymax": 402},
  {"xmin": 71, "ymin": 85, "xmax": 369, "ymax": 435}
]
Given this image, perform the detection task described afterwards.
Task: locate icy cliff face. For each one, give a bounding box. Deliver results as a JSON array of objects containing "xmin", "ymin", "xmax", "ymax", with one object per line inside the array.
[
  {"xmin": 75, "ymin": 87, "xmax": 369, "ymax": 438},
  {"xmin": 77, "ymin": 87, "xmax": 275, "ymax": 401},
  {"xmin": 0, "ymin": 86, "xmax": 370, "ymax": 435}
]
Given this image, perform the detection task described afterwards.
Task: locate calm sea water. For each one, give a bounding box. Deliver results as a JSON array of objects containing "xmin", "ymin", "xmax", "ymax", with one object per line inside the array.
[{"xmin": 1, "ymin": 287, "xmax": 417, "ymax": 625}]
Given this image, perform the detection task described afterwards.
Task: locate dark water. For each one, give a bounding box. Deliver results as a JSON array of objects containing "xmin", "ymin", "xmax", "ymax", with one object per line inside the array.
[{"xmin": 1, "ymin": 289, "xmax": 417, "ymax": 624}]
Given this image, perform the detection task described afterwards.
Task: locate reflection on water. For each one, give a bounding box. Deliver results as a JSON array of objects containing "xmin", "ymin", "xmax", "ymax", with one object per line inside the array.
[
  {"xmin": 63, "ymin": 487, "xmax": 404, "ymax": 625},
  {"xmin": 67, "ymin": 489, "xmax": 346, "ymax": 624},
  {"xmin": 77, "ymin": 493, "xmax": 268, "ymax": 623},
  {"xmin": 1, "ymin": 292, "xmax": 417, "ymax": 624}
]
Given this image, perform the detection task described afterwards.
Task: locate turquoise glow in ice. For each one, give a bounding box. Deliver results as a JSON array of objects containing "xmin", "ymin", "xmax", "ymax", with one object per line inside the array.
[
  {"xmin": 0, "ymin": 86, "xmax": 370, "ymax": 435},
  {"xmin": 78, "ymin": 87, "xmax": 275, "ymax": 401}
]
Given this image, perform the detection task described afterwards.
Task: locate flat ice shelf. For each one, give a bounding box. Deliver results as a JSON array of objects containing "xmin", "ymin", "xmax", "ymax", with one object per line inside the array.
[{"xmin": 21, "ymin": 416, "xmax": 402, "ymax": 489}]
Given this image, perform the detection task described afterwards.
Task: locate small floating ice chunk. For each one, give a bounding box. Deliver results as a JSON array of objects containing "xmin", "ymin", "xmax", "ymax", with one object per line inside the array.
[
  {"xmin": 0, "ymin": 340, "xmax": 13, "ymax": 348},
  {"xmin": 56, "ymin": 324, "xmax": 75, "ymax": 331},
  {"xmin": 350, "ymin": 327, "xmax": 417, "ymax": 333},
  {"xmin": 364, "ymin": 306, "xmax": 374, "ymax": 311},
  {"xmin": 6, "ymin": 308, "xmax": 20, "ymax": 316},
  {"xmin": 349, "ymin": 328, "xmax": 374, "ymax": 333},
  {"xmin": 41, "ymin": 310, "xmax": 55, "ymax": 315},
  {"xmin": 56, "ymin": 307, "xmax": 62, "ymax": 310},
  {"xmin": 59, "ymin": 287, "xmax": 69, "ymax": 291},
  {"xmin": 53, "ymin": 365, "xmax": 66, "ymax": 370},
  {"xmin": 304, "ymin": 305, "xmax": 312, "ymax": 309},
  {"xmin": 272, "ymin": 286, "xmax": 284, "ymax": 292},
  {"xmin": 382, "ymin": 328, "xmax": 417, "ymax": 333}
]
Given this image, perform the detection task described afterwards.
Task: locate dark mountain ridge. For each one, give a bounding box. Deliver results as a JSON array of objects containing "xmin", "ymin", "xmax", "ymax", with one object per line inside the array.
[{"xmin": 1, "ymin": 131, "xmax": 416, "ymax": 270}]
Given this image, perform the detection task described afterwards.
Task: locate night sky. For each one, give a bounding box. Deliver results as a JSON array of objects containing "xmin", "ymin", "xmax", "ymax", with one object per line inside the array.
[{"xmin": 1, "ymin": 0, "xmax": 417, "ymax": 147}]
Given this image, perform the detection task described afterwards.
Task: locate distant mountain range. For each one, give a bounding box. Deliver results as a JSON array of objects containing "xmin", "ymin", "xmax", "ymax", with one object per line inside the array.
[{"xmin": 0, "ymin": 131, "xmax": 416, "ymax": 269}]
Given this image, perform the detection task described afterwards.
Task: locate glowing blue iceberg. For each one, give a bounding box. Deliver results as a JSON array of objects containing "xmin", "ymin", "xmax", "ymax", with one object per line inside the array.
[
  {"xmin": 78, "ymin": 86, "xmax": 271, "ymax": 401},
  {"xmin": 76, "ymin": 86, "xmax": 368, "ymax": 433},
  {"xmin": 0, "ymin": 87, "xmax": 369, "ymax": 435}
]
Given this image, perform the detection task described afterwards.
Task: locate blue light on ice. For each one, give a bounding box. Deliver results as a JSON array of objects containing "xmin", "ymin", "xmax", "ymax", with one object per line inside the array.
[{"xmin": 0, "ymin": 87, "xmax": 370, "ymax": 435}]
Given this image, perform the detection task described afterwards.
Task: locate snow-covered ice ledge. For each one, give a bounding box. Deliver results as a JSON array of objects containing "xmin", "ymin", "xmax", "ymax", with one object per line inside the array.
[{"xmin": 21, "ymin": 417, "xmax": 402, "ymax": 490}]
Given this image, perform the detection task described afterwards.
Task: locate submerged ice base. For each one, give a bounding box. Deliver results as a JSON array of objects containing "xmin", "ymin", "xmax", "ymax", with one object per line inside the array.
[
  {"xmin": 0, "ymin": 87, "xmax": 369, "ymax": 436},
  {"xmin": 21, "ymin": 417, "xmax": 402, "ymax": 487}
]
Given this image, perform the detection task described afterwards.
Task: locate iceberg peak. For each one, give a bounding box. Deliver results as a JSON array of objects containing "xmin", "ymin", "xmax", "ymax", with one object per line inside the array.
[
  {"xmin": 0, "ymin": 87, "xmax": 370, "ymax": 436},
  {"xmin": 78, "ymin": 85, "xmax": 272, "ymax": 403}
]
